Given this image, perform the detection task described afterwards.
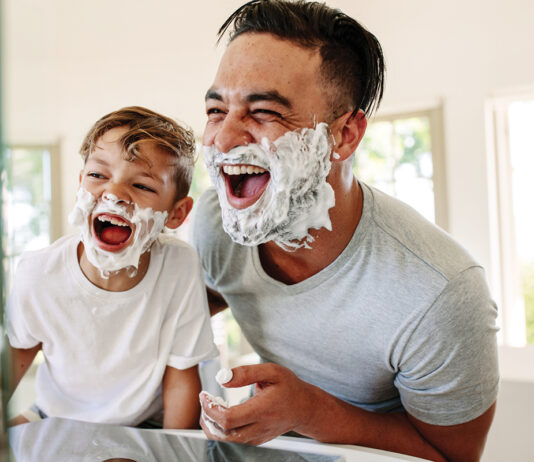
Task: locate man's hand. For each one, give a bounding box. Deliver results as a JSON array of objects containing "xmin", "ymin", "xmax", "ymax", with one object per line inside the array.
[
  {"xmin": 199, "ymin": 363, "xmax": 317, "ymax": 445},
  {"xmin": 200, "ymin": 362, "xmax": 496, "ymax": 461}
]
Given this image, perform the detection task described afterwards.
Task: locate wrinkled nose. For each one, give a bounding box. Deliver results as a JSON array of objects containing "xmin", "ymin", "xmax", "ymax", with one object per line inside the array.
[
  {"xmin": 210, "ymin": 116, "xmax": 254, "ymax": 154},
  {"xmin": 102, "ymin": 184, "xmax": 131, "ymax": 205}
]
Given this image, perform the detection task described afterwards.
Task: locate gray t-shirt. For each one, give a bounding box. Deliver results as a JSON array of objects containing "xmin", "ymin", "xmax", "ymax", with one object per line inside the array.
[{"xmin": 192, "ymin": 182, "xmax": 499, "ymax": 425}]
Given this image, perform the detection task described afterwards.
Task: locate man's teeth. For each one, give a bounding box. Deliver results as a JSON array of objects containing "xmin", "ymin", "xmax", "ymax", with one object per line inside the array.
[
  {"xmin": 97, "ymin": 216, "xmax": 129, "ymax": 227},
  {"xmin": 222, "ymin": 165, "xmax": 267, "ymax": 175}
]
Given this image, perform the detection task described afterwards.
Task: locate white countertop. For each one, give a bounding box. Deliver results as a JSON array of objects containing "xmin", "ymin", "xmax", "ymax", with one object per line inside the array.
[{"xmin": 166, "ymin": 428, "xmax": 430, "ymax": 462}]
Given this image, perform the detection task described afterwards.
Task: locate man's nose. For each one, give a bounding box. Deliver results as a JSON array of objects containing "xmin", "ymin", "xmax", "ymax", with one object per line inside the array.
[{"xmin": 212, "ymin": 115, "xmax": 254, "ymax": 153}]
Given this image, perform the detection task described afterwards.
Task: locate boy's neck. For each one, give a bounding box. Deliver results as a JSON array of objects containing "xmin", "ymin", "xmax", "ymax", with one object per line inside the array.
[{"xmin": 77, "ymin": 242, "xmax": 151, "ymax": 292}]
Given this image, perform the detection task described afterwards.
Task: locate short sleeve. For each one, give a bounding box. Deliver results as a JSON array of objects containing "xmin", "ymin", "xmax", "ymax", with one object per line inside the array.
[
  {"xmin": 166, "ymin": 249, "xmax": 218, "ymax": 370},
  {"xmin": 189, "ymin": 189, "xmax": 221, "ymax": 291},
  {"xmin": 5, "ymin": 258, "xmax": 41, "ymax": 349},
  {"xmin": 394, "ymin": 266, "xmax": 499, "ymax": 425}
]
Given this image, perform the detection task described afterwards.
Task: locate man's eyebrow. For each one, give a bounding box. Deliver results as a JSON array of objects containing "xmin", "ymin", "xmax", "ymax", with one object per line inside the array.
[
  {"xmin": 246, "ymin": 91, "xmax": 292, "ymax": 109},
  {"xmin": 205, "ymin": 89, "xmax": 223, "ymax": 102},
  {"xmin": 204, "ymin": 88, "xmax": 292, "ymax": 109}
]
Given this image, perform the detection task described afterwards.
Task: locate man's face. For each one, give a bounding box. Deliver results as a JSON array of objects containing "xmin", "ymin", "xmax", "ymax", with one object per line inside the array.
[
  {"xmin": 203, "ymin": 33, "xmax": 337, "ymax": 249},
  {"xmin": 203, "ymin": 33, "xmax": 331, "ymax": 153}
]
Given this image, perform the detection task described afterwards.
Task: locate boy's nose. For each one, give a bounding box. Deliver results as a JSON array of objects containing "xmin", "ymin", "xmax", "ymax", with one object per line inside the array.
[{"xmin": 102, "ymin": 184, "xmax": 131, "ymax": 204}]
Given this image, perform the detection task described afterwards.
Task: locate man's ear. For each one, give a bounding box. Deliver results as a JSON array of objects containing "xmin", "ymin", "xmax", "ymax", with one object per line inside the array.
[
  {"xmin": 165, "ymin": 196, "xmax": 194, "ymax": 229},
  {"xmin": 330, "ymin": 109, "xmax": 367, "ymax": 162}
]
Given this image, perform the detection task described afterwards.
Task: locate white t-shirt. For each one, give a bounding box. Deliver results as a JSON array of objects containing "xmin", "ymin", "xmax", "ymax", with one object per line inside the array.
[{"xmin": 6, "ymin": 233, "xmax": 219, "ymax": 426}]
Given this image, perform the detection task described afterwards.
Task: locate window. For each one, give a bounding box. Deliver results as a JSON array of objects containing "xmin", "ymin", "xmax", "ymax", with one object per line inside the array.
[
  {"xmin": 355, "ymin": 107, "xmax": 448, "ymax": 230},
  {"xmin": 487, "ymin": 94, "xmax": 534, "ymax": 347},
  {"xmin": 2, "ymin": 145, "xmax": 60, "ymax": 293}
]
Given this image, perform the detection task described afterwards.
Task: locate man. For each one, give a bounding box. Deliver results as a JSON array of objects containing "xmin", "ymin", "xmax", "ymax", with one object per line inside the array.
[{"xmin": 192, "ymin": 1, "xmax": 499, "ymax": 460}]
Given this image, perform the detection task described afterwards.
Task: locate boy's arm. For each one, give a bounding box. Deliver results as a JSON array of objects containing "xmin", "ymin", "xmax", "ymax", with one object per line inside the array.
[
  {"xmin": 162, "ymin": 365, "xmax": 202, "ymax": 429},
  {"xmin": 207, "ymin": 287, "xmax": 228, "ymax": 316},
  {"xmin": 8, "ymin": 343, "xmax": 41, "ymax": 400}
]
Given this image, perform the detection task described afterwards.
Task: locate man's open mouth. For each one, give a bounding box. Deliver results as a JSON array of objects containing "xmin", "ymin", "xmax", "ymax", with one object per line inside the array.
[
  {"xmin": 92, "ymin": 213, "xmax": 133, "ymax": 249},
  {"xmin": 222, "ymin": 164, "xmax": 270, "ymax": 209}
]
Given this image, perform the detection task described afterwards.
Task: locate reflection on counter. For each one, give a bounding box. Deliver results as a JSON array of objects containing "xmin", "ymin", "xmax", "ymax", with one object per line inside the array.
[{"xmin": 8, "ymin": 417, "xmax": 344, "ymax": 462}]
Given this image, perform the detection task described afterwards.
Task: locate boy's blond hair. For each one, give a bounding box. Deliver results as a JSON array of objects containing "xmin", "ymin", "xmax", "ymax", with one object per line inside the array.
[{"xmin": 80, "ymin": 106, "xmax": 196, "ymax": 200}]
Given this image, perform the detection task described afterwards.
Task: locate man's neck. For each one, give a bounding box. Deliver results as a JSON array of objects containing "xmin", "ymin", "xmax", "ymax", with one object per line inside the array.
[
  {"xmin": 258, "ymin": 178, "xmax": 363, "ymax": 285},
  {"xmin": 77, "ymin": 242, "xmax": 150, "ymax": 292}
]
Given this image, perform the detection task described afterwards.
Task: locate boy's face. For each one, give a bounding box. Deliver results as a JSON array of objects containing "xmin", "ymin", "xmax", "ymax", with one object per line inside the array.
[{"xmin": 79, "ymin": 126, "xmax": 187, "ymax": 253}]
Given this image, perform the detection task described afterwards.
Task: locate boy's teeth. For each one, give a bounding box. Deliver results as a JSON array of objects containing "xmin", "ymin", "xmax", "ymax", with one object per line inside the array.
[
  {"xmin": 98, "ymin": 216, "xmax": 128, "ymax": 227},
  {"xmin": 222, "ymin": 165, "xmax": 267, "ymax": 175}
]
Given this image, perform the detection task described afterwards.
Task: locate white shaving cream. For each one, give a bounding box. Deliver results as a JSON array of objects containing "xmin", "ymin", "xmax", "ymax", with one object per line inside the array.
[
  {"xmin": 68, "ymin": 188, "xmax": 168, "ymax": 278},
  {"xmin": 200, "ymin": 391, "xmax": 230, "ymax": 438},
  {"xmin": 202, "ymin": 391, "xmax": 229, "ymax": 409},
  {"xmin": 204, "ymin": 123, "xmax": 335, "ymax": 251},
  {"xmin": 215, "ymin": 368, "xmax": 233, "ymax": 385}
]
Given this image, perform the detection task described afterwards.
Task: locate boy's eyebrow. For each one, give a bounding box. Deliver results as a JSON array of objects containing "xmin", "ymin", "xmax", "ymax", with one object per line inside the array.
[
  {"xmin": 86, "ymin": 156, "xmax": 165, "ymax": 184},
  {"xmin": 205, "ymin": 88, "xmax": 292, "ymax": 109},
  {"xmin": 87, "ymin": 156, "xmax": 109, "ymax": 166},
  {"xmin": 136, "ymin": 170, "xmax": 164, "ymax": 184}
]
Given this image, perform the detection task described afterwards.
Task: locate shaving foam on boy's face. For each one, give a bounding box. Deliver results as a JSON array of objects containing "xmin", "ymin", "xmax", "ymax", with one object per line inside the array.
[
  {"xmin": 68, "ymin": 189, "xmax": 168, "ymax": 278},
  {"xmin": 204, "ymin": 123, "xmax": 336, "ymax": 250}
]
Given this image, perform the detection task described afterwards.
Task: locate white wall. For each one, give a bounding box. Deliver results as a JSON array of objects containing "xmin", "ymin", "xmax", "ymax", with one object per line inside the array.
[
  {"xmin": 335, "ymin": 0, "xmax": 534, "ymax": 278},
  {"xmin": 4, "ymin": 1, "xmax": 534, "ymax": 459},
  {"xmin": 5, "ymin": 0, "xmax": 534, "ymax": 275},
  {"xmin": 3, "ymin": 0, "xmax": 245, "ymax": 233}
]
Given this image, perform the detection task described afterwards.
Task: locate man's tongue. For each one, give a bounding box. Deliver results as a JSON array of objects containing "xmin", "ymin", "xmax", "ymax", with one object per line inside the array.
[
  {"xmin": 238, "ymin": 172, "xmax": 269, "ymax": 197},
  {"xmin": 100, "ymin": 226, "xmax": 131, "ymax": 245}
]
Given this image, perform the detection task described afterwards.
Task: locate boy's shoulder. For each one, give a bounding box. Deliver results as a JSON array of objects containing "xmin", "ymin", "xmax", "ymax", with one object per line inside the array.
[
  {"xmin": 17, "ymin": 234, "xmax": 78, "ymax": 273},
  {"xmin": 155, "ymin": 233, "xmax": 200, "ymax": 262}
]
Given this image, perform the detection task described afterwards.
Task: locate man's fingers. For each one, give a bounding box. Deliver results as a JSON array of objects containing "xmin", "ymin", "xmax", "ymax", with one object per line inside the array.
[
  {"xmin": 200, "ymin": 408, "xmax": 271, "ymax": 446},
  {"xmin": 199, "ymin": 391, "xmax": 263, "ymax": 430},
  {"xmin": 200, "ymin": 408, "xmax": 228, "ymax": 440},
  {"xmin": 222, "ymin": 363, "xmax": 283, "ymax": 388}
]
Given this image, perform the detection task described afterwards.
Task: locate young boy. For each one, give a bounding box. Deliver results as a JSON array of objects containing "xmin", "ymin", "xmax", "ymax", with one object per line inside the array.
[{"xmin": 6, "ymin": 106, "xmax": 218, "ymax": 428}]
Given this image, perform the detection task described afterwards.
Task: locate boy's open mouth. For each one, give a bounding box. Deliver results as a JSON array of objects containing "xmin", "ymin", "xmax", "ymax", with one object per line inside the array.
[
  {"xmin": 222, "ymin": 164, "xmax": 270, "ymax": 209},
  {"xmin": 92, "ymin": 213, "xmax": 133, "ymax": 249}
]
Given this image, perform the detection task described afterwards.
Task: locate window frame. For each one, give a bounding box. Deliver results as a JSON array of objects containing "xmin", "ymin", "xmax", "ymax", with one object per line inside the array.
[
  {"xmin": 2, "ymin": 143, "xmax": 61, "ymax": 291},
  {"xmin": 486, "ymin": 86, "xmax": 534, "ymax": 382},
  {"xmin": 5, "ymin": 142, "xmax": 62, "ymax": 243},
  {"xmin": 361, "ymin": 104, "xmax": 449, "ymax": 231}
]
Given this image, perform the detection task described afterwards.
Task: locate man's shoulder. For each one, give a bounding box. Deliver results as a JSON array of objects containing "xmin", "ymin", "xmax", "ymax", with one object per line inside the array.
[
  {"xmin": 362, "ymin": 183, "xmax": 478, "ymax": 280},
  {"xmin": 190, "ymin": 188, "xmax": 233, "ymax": 250},
  {"xmin": 194, "ymin": 188, "xmax": 222, "ymax": 223}
]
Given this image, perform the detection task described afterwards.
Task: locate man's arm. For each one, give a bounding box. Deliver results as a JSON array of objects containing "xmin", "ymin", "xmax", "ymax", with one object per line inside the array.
[
  {"xmin": 200, "ymin": 363, "xmax": 495, "ymax": 462},
  {"xmin": 206, "ymin": 287, "xmax": 228, "ymax": 316},
  {"xmin": 8, "ymin": 343, "xmax": 41, "ymax": 400},
  {"xmin": 162, "ymin": 365, "xmax": 202, "ymax": 429}
]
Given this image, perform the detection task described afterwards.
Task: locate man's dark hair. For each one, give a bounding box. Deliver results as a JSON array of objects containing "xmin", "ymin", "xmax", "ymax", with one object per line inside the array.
[{"xmin": 218, "ymin": 0, "xmax": 385, "ymax": 117}]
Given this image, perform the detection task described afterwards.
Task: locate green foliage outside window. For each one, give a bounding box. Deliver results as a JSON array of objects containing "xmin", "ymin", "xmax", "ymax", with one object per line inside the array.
[{"xmin": 354, "ymin": 116, "xmax": 435, "ymax": 223}]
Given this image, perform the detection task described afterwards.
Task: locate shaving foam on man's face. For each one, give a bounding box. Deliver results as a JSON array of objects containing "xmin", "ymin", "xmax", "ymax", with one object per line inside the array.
[
  {"xmin": 68, "ymin": 188, "xmax": 168, "ymax": 278},
  {"xmin": 204, "ymin": 123, "xmax": 335, "ymax": 250}
]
